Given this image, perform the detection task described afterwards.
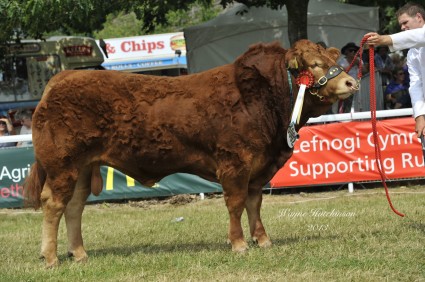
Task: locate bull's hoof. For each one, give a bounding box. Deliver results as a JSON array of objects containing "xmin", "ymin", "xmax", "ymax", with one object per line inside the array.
[
  {"xmin": 253, "ymin": 235, "xmax": 272, "ymax": 248},
  {"xmin": 229, "ymin": 239, "xmax": 249, "ymax": 253},
  {"xmin": 67, "ymin": 250, "xmax": 88, "ymax": 263},
  {"xmin": 258, "ymin": 238, "xmax": 272, "ymax": 248},
  {"xmin": 40, "ymin": 255, "xmax": 59, "ymax": 268},
  {"xmin": 74, "ymin": 255, "xmax": 88, "ymax": 263},
  {"xmin": 39, "ymin": 253, "xmax": 60, "ymax": 268}
]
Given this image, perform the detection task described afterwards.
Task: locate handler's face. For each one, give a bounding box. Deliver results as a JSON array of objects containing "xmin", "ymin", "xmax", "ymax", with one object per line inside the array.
[{"xmin": 398, "ymin": 13, "xmax": 423, "ymax": 30}]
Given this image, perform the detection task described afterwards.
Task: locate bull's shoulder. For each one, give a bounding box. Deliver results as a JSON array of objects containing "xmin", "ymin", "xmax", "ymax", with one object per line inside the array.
[
  {"xmin": 233, "ymin": 41, "xmax": 287, "ymax": 102},
  {"xmin": 234, "ymin": 41, "xmax": 286, "ymax": 77}
]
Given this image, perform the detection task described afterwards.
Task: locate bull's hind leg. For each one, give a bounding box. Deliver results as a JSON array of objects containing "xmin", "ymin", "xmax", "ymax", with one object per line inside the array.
[
  {"xmin": 221, "ymin": 174, "xmax": 250, "ymax": 252},
  {"xmin": 64, "ymin": 167, "xmax": 91, "ymax": 263},
  {"xmin": 245, "ymin": 186, "xmax": 271, "ymax": 248},
  {"xmin": 40, "ymin": 173, "xmax": 76, "ymax": 268}
]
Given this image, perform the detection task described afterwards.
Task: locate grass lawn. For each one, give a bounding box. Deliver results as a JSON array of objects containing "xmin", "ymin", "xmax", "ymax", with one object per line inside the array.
[{"xmin": 0, "ymin": 185, "xmax": 424, "ymax": 281}]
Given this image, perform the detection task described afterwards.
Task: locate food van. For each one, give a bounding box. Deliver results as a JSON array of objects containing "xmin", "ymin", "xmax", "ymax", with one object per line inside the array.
[{"xmin": 0, "ymin": 36, "xmax": 105, "ymax": 114}]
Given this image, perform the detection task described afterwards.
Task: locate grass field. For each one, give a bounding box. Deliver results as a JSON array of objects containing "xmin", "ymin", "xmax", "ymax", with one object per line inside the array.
[{"xmin": 0, "ymin": 185, "xmax": 424, "ymax": 281}]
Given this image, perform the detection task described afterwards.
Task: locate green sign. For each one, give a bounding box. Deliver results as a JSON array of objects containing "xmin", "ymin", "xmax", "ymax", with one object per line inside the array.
[{"xmin": 0, "ymin": 147, "xmax": 222, "ymax": 208}]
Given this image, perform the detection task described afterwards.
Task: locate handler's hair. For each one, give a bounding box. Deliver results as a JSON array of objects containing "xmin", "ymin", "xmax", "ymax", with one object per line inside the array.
[{"xmin": 396, "ymin": 2, "xmax": 425, "ymax": 20}]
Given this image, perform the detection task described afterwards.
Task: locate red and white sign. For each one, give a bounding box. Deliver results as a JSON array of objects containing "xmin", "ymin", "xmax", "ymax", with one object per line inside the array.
[
  {"xmin": 271, "ymin": 117, "xmax": 425, "ymax": 187},
  {"xmin": 103, "ymin": 32, "xmax": 186, "ymax": 60}
]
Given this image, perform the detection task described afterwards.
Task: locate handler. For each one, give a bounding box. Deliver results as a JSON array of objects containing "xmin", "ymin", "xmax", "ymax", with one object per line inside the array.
[{"xmin": 365, "ymin": 3, "xmax": 425, "ymax": 138}]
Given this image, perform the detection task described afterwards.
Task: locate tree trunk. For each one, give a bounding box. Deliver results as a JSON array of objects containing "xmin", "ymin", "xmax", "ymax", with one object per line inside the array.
[{"xmin": 285, "ymin": 0, "xmax": 309, "ymax": 46}]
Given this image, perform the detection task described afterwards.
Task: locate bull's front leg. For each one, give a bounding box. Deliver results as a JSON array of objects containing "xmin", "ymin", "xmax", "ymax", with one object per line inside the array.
[
  {"xmin": 221, "ymin": 174, "xmax": 250, "ymax": 252},
  {"xmin": 245, "ymin": 186, "xmax": 271, "ymax": 248}
]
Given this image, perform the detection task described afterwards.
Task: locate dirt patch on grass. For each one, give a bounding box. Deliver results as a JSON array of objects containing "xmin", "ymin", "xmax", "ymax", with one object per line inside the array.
[
  {"xmin": 127, "ymin": 194, "xmax": 203, "ymax": 208},
  {"xmin": 167, "ymin": 194, "xmax": 197, "ymax": 205}
]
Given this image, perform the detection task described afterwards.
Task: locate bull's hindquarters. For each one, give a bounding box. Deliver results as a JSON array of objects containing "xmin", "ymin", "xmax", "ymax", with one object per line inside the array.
[
  {"xmin": 39, "ymin": 166, "xmax": 91, "ymax": 267},
  {"xmin": 40, "ymin": 181, "xmax": 66, "ymax": 267}
]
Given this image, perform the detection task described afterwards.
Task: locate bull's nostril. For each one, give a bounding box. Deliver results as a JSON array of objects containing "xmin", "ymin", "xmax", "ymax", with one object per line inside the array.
[{"xmin": 346, "ymin": 79, "xmax": 359, "ymax": 91}]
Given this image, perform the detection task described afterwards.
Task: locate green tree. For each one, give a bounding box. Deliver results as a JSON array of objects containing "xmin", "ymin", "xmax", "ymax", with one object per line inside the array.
[
  {"xmin": 130, "ymin": 0, "xmax": 309, "ymax": 45},
  {"xmin": 7, "ymin": 0, "xmax": 412, "ymax": 59},
  {"xmin": 342, "ymin": 0, "xmax": 425, "ymax": 33},
  {"xmin": 94, "ymin": 2, "xmax": 222, "ymax": 39},
  {"xmin": 0, "ymin": 0, "xmax": 312, "ymax": 45},
  {"xmin": 94, "ymin": 12, "xmax": 145, "ymax": 39}
]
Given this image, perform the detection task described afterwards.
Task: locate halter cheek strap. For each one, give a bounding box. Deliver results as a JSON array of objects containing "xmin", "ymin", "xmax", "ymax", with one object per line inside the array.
[{"xmin": 311, "ymin": 65, "xmax": 345, "ymax": 89}]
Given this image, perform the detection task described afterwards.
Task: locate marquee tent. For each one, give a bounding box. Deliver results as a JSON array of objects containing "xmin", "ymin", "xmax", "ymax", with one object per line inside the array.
[{"xmin": 184, "ymin": 0, "xmax": 379, "ymax": 73}]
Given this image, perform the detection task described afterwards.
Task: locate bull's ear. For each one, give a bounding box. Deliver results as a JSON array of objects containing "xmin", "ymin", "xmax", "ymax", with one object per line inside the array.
[
  {"xmin": 326, "ymin": 47, "xmax": 341, "ymax": 61},
  {"xmin": 288, "ymin": 58, "xmax": 298, "ymax": 69},
  {"xmin": 285, "ymin": 50, "xmax": 299, "ymax": 69}
]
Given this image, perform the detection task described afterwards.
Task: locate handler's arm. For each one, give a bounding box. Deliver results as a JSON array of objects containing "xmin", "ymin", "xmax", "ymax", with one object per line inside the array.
[
  {"xmin": 390, "ymin": 27, "xmax": 425, "ymax": 51},
  {"xmin": 365, "ymin": 27, "xmax": 425, "ymax": 51}
]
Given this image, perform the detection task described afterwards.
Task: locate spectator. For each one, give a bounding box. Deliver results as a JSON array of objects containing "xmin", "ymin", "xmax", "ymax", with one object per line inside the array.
[
  {"xmin": 337, "ymin": 42, "xmax": 367, "ymax": 113},
  {"xmin": 15, "ymin": 109, "xmax": 33, "ymax": 147},
  {"xmin": 384, "ymin": 67, "xmax": 411, "ymax": 109},
  {"xmin": 361, "ymin": 49, "xmax": 370, "ymax": 76},
  {"xmin": 0, "ymin": 115, "xmax": 16, "ymax": 148},
  {"xmin": 316, "ymin": 41, "xmax": 327, "ymax": 49},
  {"xmin": 390, "ymin": 52, "xmax": 403, "ymax": 68},
  {"xmin": 375, "ymin": 45, "xmax": 395, "ymax": 86}
]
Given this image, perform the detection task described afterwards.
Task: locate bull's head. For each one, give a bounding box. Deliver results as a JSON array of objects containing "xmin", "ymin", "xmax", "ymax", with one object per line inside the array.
[{"xmin": 285, "ymin": 39, "xmax": 358, "ymax": 103}]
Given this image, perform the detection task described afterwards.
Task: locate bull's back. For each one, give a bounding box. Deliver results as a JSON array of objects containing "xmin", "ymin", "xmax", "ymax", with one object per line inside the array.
[{"xmin": 32, "ymin": 68, "xmax": 241, "ymax": 171}]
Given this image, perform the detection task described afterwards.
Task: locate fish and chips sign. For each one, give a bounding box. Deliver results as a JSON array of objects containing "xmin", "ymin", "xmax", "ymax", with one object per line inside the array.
[{"xmin": 101, "ymin": 32, "xmax": 186, "ymax": 71}]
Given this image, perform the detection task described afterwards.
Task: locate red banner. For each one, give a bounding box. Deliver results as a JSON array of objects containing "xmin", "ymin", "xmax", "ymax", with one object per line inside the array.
[{"xmin": 271, "ymin": 117, "xmax": 425, "ymax": 187}]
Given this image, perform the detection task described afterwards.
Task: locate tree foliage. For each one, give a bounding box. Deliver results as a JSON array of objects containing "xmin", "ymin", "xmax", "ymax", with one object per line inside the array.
[
  {"xmin": 0, "ymin": 0, "xmax": 423, "ymax": 49},
  {"xmin": 93, "ymin": 12, "xmax": 144, "ymax": 39},
  {"xmin": 0, "ymin": 0, "xmax": 310, "ymax": 44},
  {"xmin": 0, "ymin": 0, "xmax": 120, "ymax": 40},
  {"xmin": 342, "ymin": 0, "xmax": 425, "ymax": 33},
  {"xmin": 93, "ymin": 2, "xmax": 222, "ymax": 39}
]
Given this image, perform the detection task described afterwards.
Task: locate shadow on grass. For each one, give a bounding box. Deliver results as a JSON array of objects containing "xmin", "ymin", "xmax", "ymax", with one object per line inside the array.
[
  {"xmin": 88, "ymin": 241, "xmax": 228, "ymax": 257},
  {"xmin": 272, "ymin": 233, "xmax": 340, "ymax": 246},
  {"xmin": 406, "ymin": 219, "xmax": 425, "ymax": 234},
  {"xmin": 82, "ymin": 232, "xmax": 339, "ymax": 259}
]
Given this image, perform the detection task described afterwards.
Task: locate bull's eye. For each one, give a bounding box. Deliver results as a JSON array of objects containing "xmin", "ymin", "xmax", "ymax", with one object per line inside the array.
[{"xmin": 311, "ymin": 62, "xmax": 322, "ymax": 69}]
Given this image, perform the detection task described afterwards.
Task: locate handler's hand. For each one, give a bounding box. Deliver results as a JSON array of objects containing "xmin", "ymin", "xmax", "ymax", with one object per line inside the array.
[
  {"xmin": 365, "ymin": 32, "xmax": 393, "ymax": 46},
  {"xmin": 415, "ymin": 115, "xmax": 425, "ymax": 138}
]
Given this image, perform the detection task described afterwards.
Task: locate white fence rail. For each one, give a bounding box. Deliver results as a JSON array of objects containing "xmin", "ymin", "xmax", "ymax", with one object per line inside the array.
[
  {"xmin": 0, "ymin": 108, "xmax": 414, "ymax": 144},
  {"xmin": 307, "ymin": 108, "xmax": 413, "ymax": 124},
  {"xmin": 0, "ymin": 134, "xmax": 32, "ymax": 144}
]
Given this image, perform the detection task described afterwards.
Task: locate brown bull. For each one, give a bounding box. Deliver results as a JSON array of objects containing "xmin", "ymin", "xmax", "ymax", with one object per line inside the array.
[{"xmin": 25, "ymin": 39, "xmax": 357, "ymax": 267}]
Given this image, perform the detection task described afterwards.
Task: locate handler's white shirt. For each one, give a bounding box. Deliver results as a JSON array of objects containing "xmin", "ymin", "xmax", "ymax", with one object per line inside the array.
[{"xmin": 389, "ymin": 26, "xmax": 425, "ymax": 118}]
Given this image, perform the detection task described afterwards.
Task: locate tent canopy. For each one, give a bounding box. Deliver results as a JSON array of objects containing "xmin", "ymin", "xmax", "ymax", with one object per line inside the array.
[{"xmin": 184, "ymin": 0, "xmax": 379, "ymax": 73}]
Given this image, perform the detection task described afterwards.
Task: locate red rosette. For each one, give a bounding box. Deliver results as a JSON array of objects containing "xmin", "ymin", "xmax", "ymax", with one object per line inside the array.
[{"xmin": 295, "ymin": 70, "xmax": 315, "ymax": 88}]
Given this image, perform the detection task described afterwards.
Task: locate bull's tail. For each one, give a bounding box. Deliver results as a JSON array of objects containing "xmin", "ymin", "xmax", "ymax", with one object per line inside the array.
[{"xmin": 24, "ymin": 160, "xmax": 46, "ymax": 210}]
